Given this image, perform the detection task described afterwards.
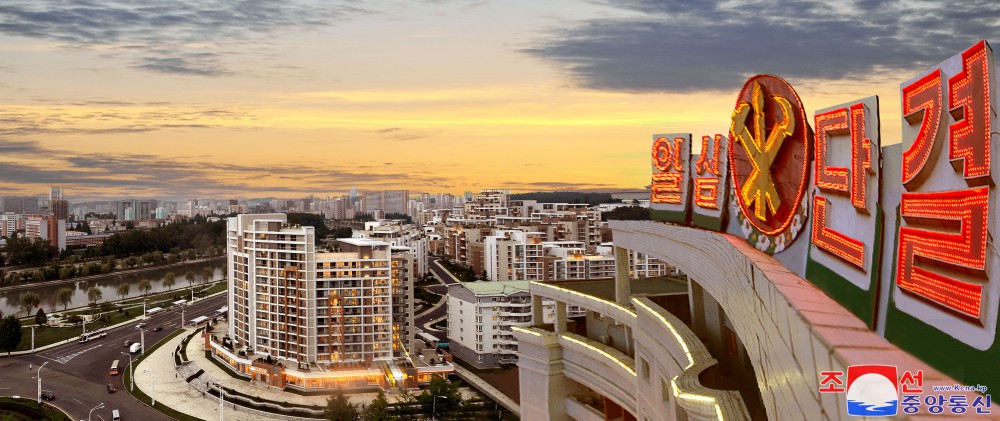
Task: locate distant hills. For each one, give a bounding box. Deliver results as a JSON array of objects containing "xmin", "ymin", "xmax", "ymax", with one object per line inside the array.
[{"xmin": 510, "ymin": 191, "xmax": 622, "ymax": 205}]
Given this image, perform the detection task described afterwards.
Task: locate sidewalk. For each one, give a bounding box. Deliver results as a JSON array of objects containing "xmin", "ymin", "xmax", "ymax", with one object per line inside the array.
[{"xmin": 136, "ymin": 327, "xmax": 264, "ymax": 421}]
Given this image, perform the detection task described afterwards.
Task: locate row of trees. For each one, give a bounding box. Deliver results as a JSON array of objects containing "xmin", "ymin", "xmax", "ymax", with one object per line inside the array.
[
  {"xmin": 325, "ymin": 377, "xmax": 502, "ymax": 421},
  {"xmin": 16, "ymin": 266, "xmax": 216, "ymax": 316},
  {"xmin": 100, "ymin": 218, "xmax": 226, "ymax": 258},
  {"xmin": 0, "ymin": 246, "xmax": 221, "ymax": 287}
]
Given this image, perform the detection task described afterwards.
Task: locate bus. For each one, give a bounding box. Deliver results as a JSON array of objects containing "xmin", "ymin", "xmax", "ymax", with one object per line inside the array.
[
  {"xmin": 146, "ymin": 307, "xmax": 164, "ymax": 316},
  {"xmin": 110, "ymin": 360, "xmax": 120, "ymax": 376},
  {"xmin": 79, "ymin": 328, "xmax": 107, "ymax": 343}
]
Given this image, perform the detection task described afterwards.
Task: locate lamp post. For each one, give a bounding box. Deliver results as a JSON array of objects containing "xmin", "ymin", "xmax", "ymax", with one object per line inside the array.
[
  {"xmin": 36, "ymin": 361, "xmax": 48, "ymax": 404},
  {"xmin": 432, "ymin": 395, "xmax": 448, "ymax": 420},
  {"xmin": 143, "ymin": 369, "xmax": 156, "ymax": 406},
  {"xmin": 181, "ymin": 304, "xmax": 185, "ymax": 327},
  {"xmin": 213, "ymin": 382, "xmax": 224, "ymax": 421},
  {"xmin": 140, "ymin": 328, "xmax": 145, "ymax": 356},
  {"xmin": 88, "ymin": 403, "xmax": 104, "ymax": 421},
  {"xmin": 121, "ymin": 352, "xmax": 134, "ymax": 391},
  {"xmin": 143, "ymin": 299, "xmax": 147, "ymax": 320},
  {"xmin": 30, "ymin": 326, "xmax": 35, "ymax": 351}
]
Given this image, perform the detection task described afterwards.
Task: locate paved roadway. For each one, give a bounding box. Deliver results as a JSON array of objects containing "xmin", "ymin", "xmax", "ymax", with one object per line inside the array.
[
  {"xmin": 0, "ymin": 294, "xmax": 227, "ymax": 421},
  {"xmin": 416, "ymin": 259, "xmax": 459, "ymax": 335}
]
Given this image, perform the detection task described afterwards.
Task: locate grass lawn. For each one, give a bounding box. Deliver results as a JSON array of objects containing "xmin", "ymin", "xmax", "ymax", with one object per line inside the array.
[
  {"xmin": 0, "ymin": 397, "xmax": 71, "ymax": 421},
  {"xmin": 16, "ymin": 308, "xmax": 145, "ymax": 350}
]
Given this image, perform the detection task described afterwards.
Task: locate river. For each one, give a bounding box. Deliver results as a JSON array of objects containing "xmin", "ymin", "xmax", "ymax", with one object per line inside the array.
[{"xmin": 0, "ymin": 259, "xmax": 226, "ymax": 316}]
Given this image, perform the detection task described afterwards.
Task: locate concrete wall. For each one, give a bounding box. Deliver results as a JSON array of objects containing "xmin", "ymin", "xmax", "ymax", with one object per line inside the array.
[{"xmin": 610, "ymin": 220, "xmax": 976, "ymax": 420}]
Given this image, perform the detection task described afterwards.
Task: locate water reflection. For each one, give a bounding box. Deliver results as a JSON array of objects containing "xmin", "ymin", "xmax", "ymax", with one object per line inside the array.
[{"xmin": 0, "ymin": 259, "xmax": 225, "ymax": 316}]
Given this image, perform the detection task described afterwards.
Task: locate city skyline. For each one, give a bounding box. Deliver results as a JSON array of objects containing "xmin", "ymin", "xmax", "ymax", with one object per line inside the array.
[{"xmin": 0, "ymin": 0, "xmax": 996, "ymax": 200}]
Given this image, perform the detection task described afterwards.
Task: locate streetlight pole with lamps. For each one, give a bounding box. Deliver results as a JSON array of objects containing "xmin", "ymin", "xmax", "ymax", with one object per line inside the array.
[
  {"xmin": 212, "ymin": 382, "xmax": 224, "ymax": 421},
  {"xmin": 121, "ymin": 352, "xmax": 134, "ymax": 391},
  {"xmin": 88, "ymin": 403, "xmax": 104, "ymax": 421},
  {"xmin": 433, "ymin": 395, "xmax": 448, "ymax": 420},
  {"xmin": 143, "ymin": 369, "xmax": 156, "ymax": 406},
  {"xmin": 36, "ymin": 361, "xmax": 48, "ymax": 404}
]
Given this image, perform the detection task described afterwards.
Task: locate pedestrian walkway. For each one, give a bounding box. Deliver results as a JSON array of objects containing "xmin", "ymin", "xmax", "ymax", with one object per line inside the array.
[{"xmin": 453, "ymin": 364, "xmax": 521, "ymax": 417}]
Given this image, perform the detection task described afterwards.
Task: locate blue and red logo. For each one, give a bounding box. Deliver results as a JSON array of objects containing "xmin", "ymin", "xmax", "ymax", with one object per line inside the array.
[{"xmin": 845, "ymin": 365, "xmax": 898, "ymax": 416}]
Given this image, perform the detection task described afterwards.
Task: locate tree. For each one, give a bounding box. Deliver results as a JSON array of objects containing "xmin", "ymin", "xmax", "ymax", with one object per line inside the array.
[
  {"xmin": 394, "ymin": 387, "xmax": 418, "ymax": 418},
  {"xmin": 34, "ymin": 308, "xmax": 47, "ymax": 326},
  {"xmin": 202, "ymin": 267, "xmax": 213, "ymax": 283},
  {"xmin": 185, "ymin": 271, "xmax": 196, "ymax": 288},
  {"xmin": 86, "ymin": 286, "xmax": 102, "ymax": 306},
  {"xmin": 19, "ymin": 291, "xmax": 40, "ymax": 316},
  {"xmin": 138, "ymin": 279, "xmax": 152, "ymax": 296},
  {"xmin": 363, "ymin": 390, "xmax": 390, "ymax": 421},
  {"xmin": 117, "ymin": 283, "xmax": 131, "ymax": 301},
  {"xmin": 57, "ymin": 288, "xmax": 73, "ymax": 310},
  {"xmin": 126, "ymin": 256, "xmax": 138, "ymax": 268},
  {"xmin": 163, "ymin": 273, "xmax": 176, "ymax": 291},
  {"xmin": 324, "ymin": 389, "xmax": 359, "ymax": 421},
  {"xmin": 163, "ymin": 272, "xmax": 177, "ymax": 290},
  {"xmin": 0, "ymin": 315, "xmax": 22, "ymax": 355},
  {"xmin": 418, "ymin": 376, "xmax": 462, "ymax": 416}
]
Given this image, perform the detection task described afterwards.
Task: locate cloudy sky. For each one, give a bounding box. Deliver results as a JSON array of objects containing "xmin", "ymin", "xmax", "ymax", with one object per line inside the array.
[{"xmin": 0, "ymin": 0, "xmax": 995, "ymax": 201}]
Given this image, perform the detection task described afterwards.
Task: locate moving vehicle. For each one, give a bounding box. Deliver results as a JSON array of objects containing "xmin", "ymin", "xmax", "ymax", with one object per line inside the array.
[
  {"xmin": 112, "ymin": 409, "xmax": 121, "ymax": 420},
  {"xmin": 40, "ymin": 390, "xmax": 55, "ymax": 401},
  {"xmin": 129, "ymin": 343, "xmax": 141, "ymax": 354},
  {"xmin": 124, "ymin": 339, "xmax": 134, "ymax": 347},
  {"xmin": 110, "ymin": 359, "xmax": 120, "ymax": 376},
  {"xmin": 79, "ymin": 328, "xmax": 108, "ymax": 343},
  {"xmin": 146, "ymin": 307, "xmax": 163, "ymax": 316},
  {"xmin": 107, "ymin": 383, "xmax": 116, "ymax": 393},
  {"xmin": 134, "ymin": 322, "xmax": 146, "ymax": 329},
  {"xmin": 153, "ymin": 326, "xmax": 163, "ymax": 332}
]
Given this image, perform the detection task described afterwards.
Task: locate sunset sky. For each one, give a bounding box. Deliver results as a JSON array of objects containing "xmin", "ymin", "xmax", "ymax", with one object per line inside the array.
[{"xmin": 0, "ymin": 0, "xmax": 996, "ymax": 201}]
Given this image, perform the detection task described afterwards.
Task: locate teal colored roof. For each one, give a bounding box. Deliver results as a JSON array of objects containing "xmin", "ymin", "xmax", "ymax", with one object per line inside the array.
[{"xmin": 460, "ymin": 280, "xmax": 530, "ymax": 296}]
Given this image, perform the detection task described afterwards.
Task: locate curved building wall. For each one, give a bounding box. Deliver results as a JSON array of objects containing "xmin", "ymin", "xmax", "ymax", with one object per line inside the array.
[{"xmin": 608, "ymin": 220, "xmax": 972, "ymax": 420}]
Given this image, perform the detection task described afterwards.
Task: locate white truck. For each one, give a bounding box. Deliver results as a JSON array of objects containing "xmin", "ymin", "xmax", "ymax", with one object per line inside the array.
[{"xmin": 129, "ymin": 342, "xmax": 141, "ymax": 354}]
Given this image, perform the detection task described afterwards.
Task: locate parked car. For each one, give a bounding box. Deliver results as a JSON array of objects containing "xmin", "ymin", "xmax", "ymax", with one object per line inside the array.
[
  {"xmin": 153, "ymin": 326, "xmax": 163, "ymax": 332},
  {"xmin": 40, "ymin": 390, "xmax": 55, "ymax": 400},
  {"xmin": 107, "ymin": 383, "xmax": 116, "ymax": 393}
]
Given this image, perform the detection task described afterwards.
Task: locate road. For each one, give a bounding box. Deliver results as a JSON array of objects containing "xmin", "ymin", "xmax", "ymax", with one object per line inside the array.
[
  {"xmin": 0, "ymin": 293, "xmax": 227, "ymax": 421},
  {"xmin": 416, "ymin": 259, "xmax": 459, "ymax": 335}
]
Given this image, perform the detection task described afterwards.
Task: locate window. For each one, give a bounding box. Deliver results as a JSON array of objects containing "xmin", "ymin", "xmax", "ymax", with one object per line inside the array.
[
  {"xmin": 661, "ymin": 378, "xmax": 670, "ymax": 403},
  {"xmin": 640, "ymin": 357, "xmax": 650, "ymax": 380}
]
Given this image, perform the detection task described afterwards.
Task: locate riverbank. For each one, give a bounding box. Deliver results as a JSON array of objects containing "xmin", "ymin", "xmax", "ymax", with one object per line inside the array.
[{"xmin": 0, "ymin": 256, "xmax": 226, "ymax": 293}]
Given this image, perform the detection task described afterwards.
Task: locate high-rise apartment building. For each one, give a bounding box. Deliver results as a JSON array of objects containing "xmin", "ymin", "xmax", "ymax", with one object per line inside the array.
[
  {"xmin": 49, "ymin": 186, "xmax": 69, "ymax": 220},
  {"xmin": 221, "ymin": 214, "xmax": 443, "ymax": 390},
  {"xmin": 115, "ymin": 199, "xmax": 158, "ymax": 220},
  {"xmin": 3, "ymin": 196, "xmax": 39, "ymax": 214},
  {"xmin": 361, "ymin": 190, "xmax": 410, "ymax": 215}
]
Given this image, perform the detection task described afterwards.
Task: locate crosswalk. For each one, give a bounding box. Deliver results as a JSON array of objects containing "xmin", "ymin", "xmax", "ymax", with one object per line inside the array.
[{"xmin": 39, "ymin": 343, "xmax": 104, "ymax": 364}]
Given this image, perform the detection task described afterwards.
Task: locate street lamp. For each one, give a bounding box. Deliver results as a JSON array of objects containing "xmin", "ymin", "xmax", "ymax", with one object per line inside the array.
[
  {"xmin": 121, "ymin": 352, "xmax": 134, "ymax": 391},
  {"xmin": 36, "ymin": 361, "xmax": 48, "ymax": 404},
  {"xmin": 142, "ymin": 369, "xmax": 156, "ymax": 406},
  {"xmin": 432, "ymin": 395, "xmax": 448, "ymax": 420},
  {"xmin": 88, "ymin": 403, "xmax": 104, "ymax": 421},
  {"xmin": 212, "ymin": 382, "xmax": 224, "ymax": 421}
]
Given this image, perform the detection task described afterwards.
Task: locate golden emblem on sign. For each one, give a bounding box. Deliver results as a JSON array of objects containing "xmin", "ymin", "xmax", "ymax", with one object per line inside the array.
[{"xmin": 730, "ymin": 81, "xmax": 796, "ymax": 221}]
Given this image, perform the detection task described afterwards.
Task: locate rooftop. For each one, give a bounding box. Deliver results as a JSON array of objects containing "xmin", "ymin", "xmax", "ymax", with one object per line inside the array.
[
  {"xmin": 541, "ymin": 275, "xmax": 689, "ymax": 301},
  {"xmin": 454, "ymin": 280, "xmax": 531, "ymax": 296}
]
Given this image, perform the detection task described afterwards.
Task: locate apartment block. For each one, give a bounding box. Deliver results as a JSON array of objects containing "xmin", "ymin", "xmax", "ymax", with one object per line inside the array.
[
  {"xmin": 447, "ymin": 281, "xmax": 532, "ymax": 368},
  {"xmin": 221, "ymin": 213, "xmax": 448, "ymax": 391}
]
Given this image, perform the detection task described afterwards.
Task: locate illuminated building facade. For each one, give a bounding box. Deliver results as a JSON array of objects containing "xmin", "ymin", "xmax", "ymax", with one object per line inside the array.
[{"xmin": 222, "ymin": 213, "xmax": 446, "ymax": 390}]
